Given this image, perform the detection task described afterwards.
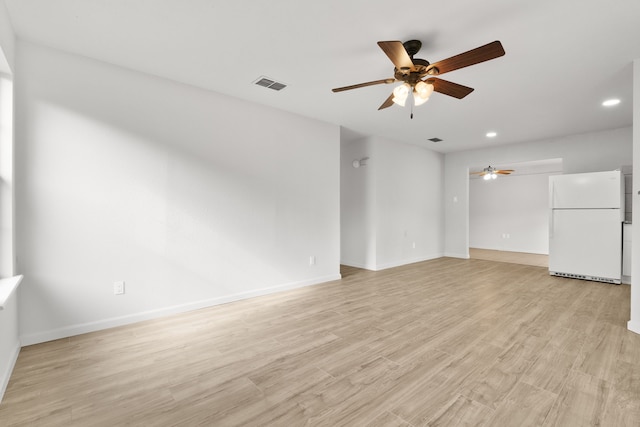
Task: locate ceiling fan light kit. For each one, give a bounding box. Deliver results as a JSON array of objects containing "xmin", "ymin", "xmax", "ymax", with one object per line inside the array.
[
  {"xmin": 413, "ymin": 80, "xmax": 434, "ymax": 106},
  {"xmin": 470, "ymin": 165, "xmax": 514, "ymax": 180},
  {"xmin": 392, "ymin": 83, "xmax": 410, "ymax": 107},
  {"xmin": 483, "ymin": 172, "xmax": 498, "ymax": 180},
  {"xmin": 332, "ymin": 39, "xmax": 505, "ymax": 114}
]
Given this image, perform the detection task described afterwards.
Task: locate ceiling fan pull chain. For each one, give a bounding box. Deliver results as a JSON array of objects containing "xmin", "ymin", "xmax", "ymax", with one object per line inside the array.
[{"xmin": 410, "ymin": 101, "xmax": 414, "ymax": 119}]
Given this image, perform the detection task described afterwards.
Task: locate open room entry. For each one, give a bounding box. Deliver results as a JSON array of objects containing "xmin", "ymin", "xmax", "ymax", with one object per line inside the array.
[{"xmin": 468, "ymin": 159, "xmax": 563, "ymax": 264}]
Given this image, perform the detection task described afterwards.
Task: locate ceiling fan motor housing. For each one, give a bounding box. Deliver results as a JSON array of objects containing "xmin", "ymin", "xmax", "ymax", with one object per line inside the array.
[
  {"xmin": 394, "ymin": 41, "xmax": 439, "ymax": 83},
  {"xmin": 394, "ymin": 58, "xmax": 436, "ymax": 84},
  {"xmin": 402, "ymin": 40, "xmax": 422, "ymax": 57}
]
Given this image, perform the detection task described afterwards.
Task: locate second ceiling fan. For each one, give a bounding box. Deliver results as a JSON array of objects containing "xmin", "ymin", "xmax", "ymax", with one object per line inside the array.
[
  {"xmin": 332, "ymin": 39, "xmax": 505, "ymax": 111},
  {"xmin": 470, "ymin": 166, "xmax": 514, "ymax": 180}
]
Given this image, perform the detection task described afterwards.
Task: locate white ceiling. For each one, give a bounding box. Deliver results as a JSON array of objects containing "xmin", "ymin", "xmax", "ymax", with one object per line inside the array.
[{"xmin": 4, "ymin": 0, "xmax": 639, "ymax": 153}]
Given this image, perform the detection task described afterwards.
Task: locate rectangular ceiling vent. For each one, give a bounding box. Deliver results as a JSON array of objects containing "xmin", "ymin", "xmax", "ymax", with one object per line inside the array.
[
  {"xmin": 254, "ymin": 76, "xmax": 287, "ymax": 91},
  {"xmin": 428, "ymin": 137, "xmax": 443, "ymax": 143}
]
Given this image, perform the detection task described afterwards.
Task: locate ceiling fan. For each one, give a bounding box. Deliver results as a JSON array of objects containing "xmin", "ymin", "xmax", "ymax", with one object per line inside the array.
[
  {"xmin": 332, "ymin": 39, "xmax": 505, "ymax": 112},
  {"xmin": 470, "ymin": 166, "xmax": 514, "ymax": 180}
]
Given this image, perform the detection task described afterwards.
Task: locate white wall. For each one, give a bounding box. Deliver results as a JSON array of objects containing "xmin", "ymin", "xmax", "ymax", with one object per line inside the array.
[
  {"xmin": 0, "ymin": 291, "xmax": 19, "ymax": 401},
  {"xmin": 374, "ymin": 137, "xmax": 444, "ymax": 269},
  {"xmin": 0, "ymin": 76, "xmax": 16, "ymax": 400},
  {"xmin": 630, "ymin": 59, "xmax": 640, "ymax": 334},
  {"xmin": 469, "ymin": 172, "xmax": 559, "ymax": 254},
  {"xmin": 0, "ymin": 73, "xmax": 13, "ymax": 278},
  {"xmin": 341, "ymin": 137, "xmax": 376, "ymax": 268},
  {"xmin": 14, "ymin": 42, "xmax": 341, "ymax": 345},
  {"xmin": 0, "ymin": 9, "xmax": 17, "ymax": 402},
  {"xmin": 445, "ymin": 127, "xmax": 633, "ymax": 258},
  {"xmin": 0, "ymin": 0, "xmax": 14, "ymax": 74},
  {"xmin": 341, "ymin": 135, "xmax": 444, "ymax": 270}
]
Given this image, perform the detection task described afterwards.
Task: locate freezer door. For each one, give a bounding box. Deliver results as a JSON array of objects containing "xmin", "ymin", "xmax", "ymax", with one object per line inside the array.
[
  {"xmin": 549, "ymin": 171, "xmax": 623, "ymax": 210},
  {"xmin": 549, "ymin": 209, "xmax": 622, "ymax": 282}
]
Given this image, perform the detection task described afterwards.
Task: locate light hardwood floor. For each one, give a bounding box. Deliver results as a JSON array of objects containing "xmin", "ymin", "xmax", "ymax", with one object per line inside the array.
[
  {"xmin": 1, "ymin": 257, "xmax": 639, "ymax": 426},
  {"xmin": 469, "ymin": 248, "xmax": 549, "ymax": 268}
]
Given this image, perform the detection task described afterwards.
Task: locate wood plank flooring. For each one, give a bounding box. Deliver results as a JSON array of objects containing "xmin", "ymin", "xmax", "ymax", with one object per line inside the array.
[
  {"xmin": 1, "ymin": 257, "xmax": 639, "ymax": 426},
  {"xmin": 469, "ymin": 248, "xmax": 549, "ymax": 268}
]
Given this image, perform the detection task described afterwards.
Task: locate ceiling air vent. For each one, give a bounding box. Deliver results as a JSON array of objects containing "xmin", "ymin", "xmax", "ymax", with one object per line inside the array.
[
  {"xmin": 254, "ymin": 76, "xmax": 287, "ymax": 91},
  {"xmin": 428, "ymin": 137, "xmax": 443, "ymax": 143}
]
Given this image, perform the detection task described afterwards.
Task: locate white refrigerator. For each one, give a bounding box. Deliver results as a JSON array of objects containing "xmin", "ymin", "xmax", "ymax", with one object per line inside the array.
[{"xmin": 549, "ymin": 170, "xmax": 624, "ymax": 284}]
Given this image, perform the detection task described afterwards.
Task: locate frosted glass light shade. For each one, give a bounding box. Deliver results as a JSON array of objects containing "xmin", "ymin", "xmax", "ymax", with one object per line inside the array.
[
  {"xmin": 414, "ymin": 81, "xmax": 434, "ymax": 105},
  {"xmin": 392, "ymin": 83, "xmax": 410, "ymax": 107},
  {"xmin": 414, "ymin": 81, "xmax": 434, "ymax": 100}
]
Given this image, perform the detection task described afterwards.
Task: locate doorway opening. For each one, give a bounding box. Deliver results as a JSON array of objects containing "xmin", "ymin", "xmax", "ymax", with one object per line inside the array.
[{"xmin": 468, "ymin": 158, "xmax": 563, "ymax": 267}]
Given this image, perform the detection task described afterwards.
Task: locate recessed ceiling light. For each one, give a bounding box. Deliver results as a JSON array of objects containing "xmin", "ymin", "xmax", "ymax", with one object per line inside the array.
[
  {"xmin": 602, "ymin": 99, "xmax": 620, "ymax": 107},
  {"xmin": 486, "ymin": 132, "xmax": 497, "ymax": 138}
]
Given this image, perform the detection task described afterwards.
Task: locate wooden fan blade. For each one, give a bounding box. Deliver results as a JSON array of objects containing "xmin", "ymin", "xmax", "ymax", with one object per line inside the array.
[
  {"xmin": 469, "ymin": 171, "xmax": 486, "ymax": 175},
  {"xmin": 427, "ymin": 78, "xmax": 474, "ymax": 99},
  {"xmin": 378, "ymin": 93, "xmax": 395, "ymax": 110},
  {"xmin": 332, "ymin": 78, "xmax": 395, "ymax": 93},
  {"xmin": 496, "ymin": 170, "xmax": 514, "ymax": 174},
  {"xmin": 377, "ymin": 41, "xmax": 415, "ymax": 71},
  {"xmin": 426, "ymin": 41, "xmax": 505, "ymax": 75}
]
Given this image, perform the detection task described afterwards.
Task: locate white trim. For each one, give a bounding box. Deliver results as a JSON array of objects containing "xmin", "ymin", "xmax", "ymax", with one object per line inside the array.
[
  {"xmin": 0, "ymin": 339, "xmax": 19, "ymax": 403},
  {"xmin": 342, "ymin": 254, "xmax": 444, "ymax": 272},
  {"xmin": 340, "ymin": 260, "xmax": 376, "ymax": 270},
  {"xmin": 373, "ymin": 254, "xmax": 444, "ymax": 271},
  {"xmin": 628, "ymin": 320, "xmax": 640, "ymax": 335},
  {"xmin": 20, "ymin": 274, "xmax": 341, "ymax": 346},
  {"xmin": 0, "ymin": 275, "xmax": 23, "ymax": 310},
  {"xmin": 444, "ymin": 252, "xmax": 470, "ymax": 259}
]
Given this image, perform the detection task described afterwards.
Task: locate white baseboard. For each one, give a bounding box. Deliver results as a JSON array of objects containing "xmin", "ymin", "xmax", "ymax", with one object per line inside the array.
[
  {"xmin": 444, "ymin": 252, "xmax": 470, "ymax": 259},
  {"xmin": 340, "ymin": 260, "xmax": 376, "ymax": 270},
  {"xmin": 628, "ymin": 320, "xmax": 640, "ymax": 335},
  {"xmin": 373, "ymin": 254, "xmax": 444, "ymax": 271},
  {"xmin": 342, "ymin": 254, "xmax": 444, "ymax": 272},
  {"xmin": 0, "ymin": 341, "xmax": 20, "ymax": 403},
  {"xmin": 20, "ymin": 273, "xmax": 341, "ymax": 346}
]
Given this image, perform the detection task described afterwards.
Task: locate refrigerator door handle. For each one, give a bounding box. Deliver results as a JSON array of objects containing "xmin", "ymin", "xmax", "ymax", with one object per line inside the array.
[{"xmin": 549, "ymin": 210, "xmax": 554, "ymax": 239}]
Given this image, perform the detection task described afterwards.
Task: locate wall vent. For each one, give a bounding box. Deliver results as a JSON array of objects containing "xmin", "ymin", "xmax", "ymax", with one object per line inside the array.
[
  {"xmin": 254, "ymin": 76, "xmax": 287, "ymax": 91},
  {"xmin": 428, "ymin": 137, "xmax": 443, "ymax": 143}
]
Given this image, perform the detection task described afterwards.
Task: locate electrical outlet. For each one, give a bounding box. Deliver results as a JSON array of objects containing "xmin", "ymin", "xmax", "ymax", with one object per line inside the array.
[
  {"xmin": 309, "ymin": 256, "xmax": 316, "ymax": 266},
  {"xmin": 412, "ymin": 242, "xmax": 416, "ymax": 249},
  {"xmin": 113, "ymin": 281, "xmax": 125, "ymax": 295}
]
